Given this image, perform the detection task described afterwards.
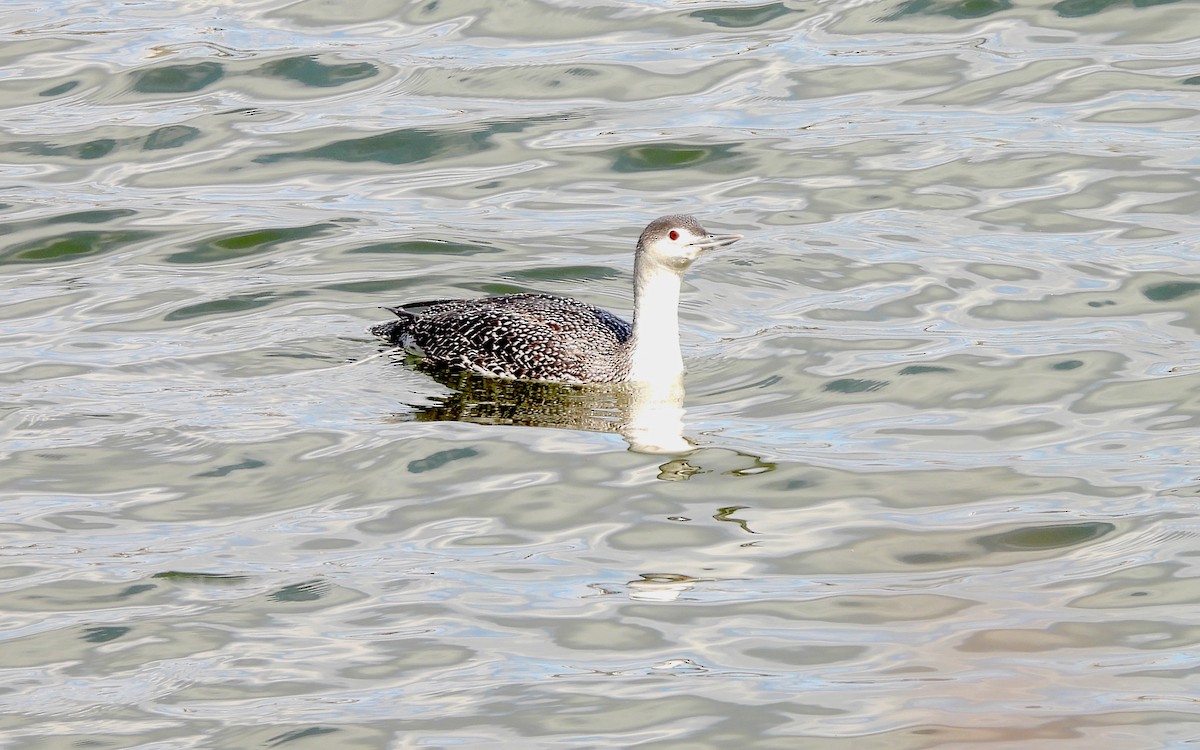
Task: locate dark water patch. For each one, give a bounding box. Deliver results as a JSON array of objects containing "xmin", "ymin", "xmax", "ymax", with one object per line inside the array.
[
  {"xmin": 899, "ymin": 551, "xmax": 974, "ymax": 565},
  {"xmin": 3, "ymin": 125, "xmax": 201, "ymax": 162},
  {"xmin": 883, "ymin": 0, "xmax": 1013, "ymax": 20},
  {"xmin": 69, "ymin": 138, "xmax": 116, "ymax": 160},
  {"xmin": 1, "ymin": 229, "xmax": 159, "ymax": 264},
  {"xmin": 978, "ymin": 522, "xmax": 1116, "ymax": 551},
  {"xmin": 39, "ymin": 80, "xmax": 79, "ymax": 97},
  {"xmin": 323, "ymin": 278, "xmax": 431, "ymax": 296},
  {"xmin": 153, "ymin": 571, "xmax": 253, "ymax": 583},
  {"xmin": 609, "ymin": 142, "xmax": 741, "ymax": 173},
  {"xmin": 257, "ymin": 55, "xmax": 379, "ymax": 88},
  {"xmin": 7, "ymin": 137, "xmax": 115, "ymax": 160},
  {"xmin": 256, "ymin": 120, "xmax": 530, "ymax": 166},
  {"xmin": 776, "ymin": 478, "xmax": 816, "ymax": 491},
  {"xmin": 899, "ymin": 365, "xmax": 953, "ymax": 375},
  {"xmin": 143, "ymin": 125, "xmax": 202, "ymax": 150},
  {"xmin": 1054, "ymin": 0, "xmax": 1181, "ymax": 18},
  {"xmin": 0, "ymin": 209, "xmax": 137, "ymax": 237},
  {"xmin": 1052, "ymin": 360, "xmax": 1084, "ymax": 371},
  {"xmin": 263, "ymin": 350, "xmax": 344, "ymax": 362},
  {"xmin": 408, "ymin": 447, "xmax": 479, "ymax": 474},
  {"xmin": 165, "ymin": 290, "xmax": 309, "ymax": 321},
  {"xmin": 193, "ymin": 458, "xmax": 267, "ymax": 478},
  {"xmin": 82, "ymin": 626, "xmax": 130, "ymax": 643},
  {"xmin": 714, "ymin": 505, "xmax": 757, "ymax": 534},
  {"xmin": 347, "ymin": 240, "xmax": 500, "ymax": 256},
  {"xmin": 824, "ymin": 378, "xmax": 888, "ymax": 393},
  {"xmin": 720, "ymin": 455, "xmax": 780, "ymax": 478},
  {"xmin": 477, "ymin": 282, "xmax": 532, "ymax": 296},
  {"xmin": 270, "ymin": 580, "xmax": 328, "ymax": 602},
  {"xmin": 167, "ymin": 223, "xmax": 338, "ymax": 264},
  {"xmin": 267, "ymin": 727, "xmax": 339, "ymax": 747},
  {"xmin": 1143, "ymin": 280, "xmax": 1200, "ymax": 302},
  {"xmin": 690, "ymin": 2, "xmax": 795, "ymax": 27},
  {"xmin": 132, "ymin": 61, "xmax": 224, "ymax": 94},
  {"xmin": 507, "ymin": 265, "xmax": 622, "ymax": 284}
]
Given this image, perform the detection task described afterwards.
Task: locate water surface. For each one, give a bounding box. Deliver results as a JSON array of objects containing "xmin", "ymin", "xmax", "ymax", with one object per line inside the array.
[{"xmin": 2, "ymin": 0, "xmax": 1199, "ymax": 747}]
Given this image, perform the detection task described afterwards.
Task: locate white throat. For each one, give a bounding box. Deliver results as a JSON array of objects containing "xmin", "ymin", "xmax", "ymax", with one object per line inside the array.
[{"xmin": 624, "ymin": 261, "xmax": 684, "ymax": 382}]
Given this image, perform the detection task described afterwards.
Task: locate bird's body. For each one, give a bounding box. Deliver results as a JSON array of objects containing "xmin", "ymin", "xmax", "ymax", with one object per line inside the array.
[
  {"xmin": 371, "ymin": 215, "xmax": 740, "ymax": 384},
  {"xmin": 372, "ymin": 293, "xmax": 632, "ymax": 382}
]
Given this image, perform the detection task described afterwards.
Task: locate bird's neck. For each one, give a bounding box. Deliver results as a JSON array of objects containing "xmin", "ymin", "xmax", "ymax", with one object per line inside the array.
[{"xmin": 625, "ymin": 258, "xmax": 684, "ymax": 382}]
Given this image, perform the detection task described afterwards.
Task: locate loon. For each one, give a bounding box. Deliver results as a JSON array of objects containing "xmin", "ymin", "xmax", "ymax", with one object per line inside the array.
[{"xmin": 371, "ymin": 214, "xmax": 741, "ymax": 384}]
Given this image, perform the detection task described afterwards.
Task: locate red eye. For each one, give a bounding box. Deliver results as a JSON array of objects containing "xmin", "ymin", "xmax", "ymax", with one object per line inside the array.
[{"xmin": 669, "ymin": 230, "xmax": 679, "ymax": 241}]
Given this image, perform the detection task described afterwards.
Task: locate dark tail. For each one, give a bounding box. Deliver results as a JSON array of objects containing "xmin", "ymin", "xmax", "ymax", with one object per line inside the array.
[{"xmin": 369, "ymin": 306, "xmax": 415, "ymax": 344}]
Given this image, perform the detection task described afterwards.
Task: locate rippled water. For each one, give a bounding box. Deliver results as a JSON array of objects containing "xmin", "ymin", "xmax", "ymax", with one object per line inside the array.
[{"xmin": 3, "ymin": 0, "xmax": 1200, "ymax": 747}]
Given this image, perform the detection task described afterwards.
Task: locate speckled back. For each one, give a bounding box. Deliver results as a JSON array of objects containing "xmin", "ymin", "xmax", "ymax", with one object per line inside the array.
[{"xmin": 375, "ymin": 293, "xmax": 633, "ymax": 383}]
